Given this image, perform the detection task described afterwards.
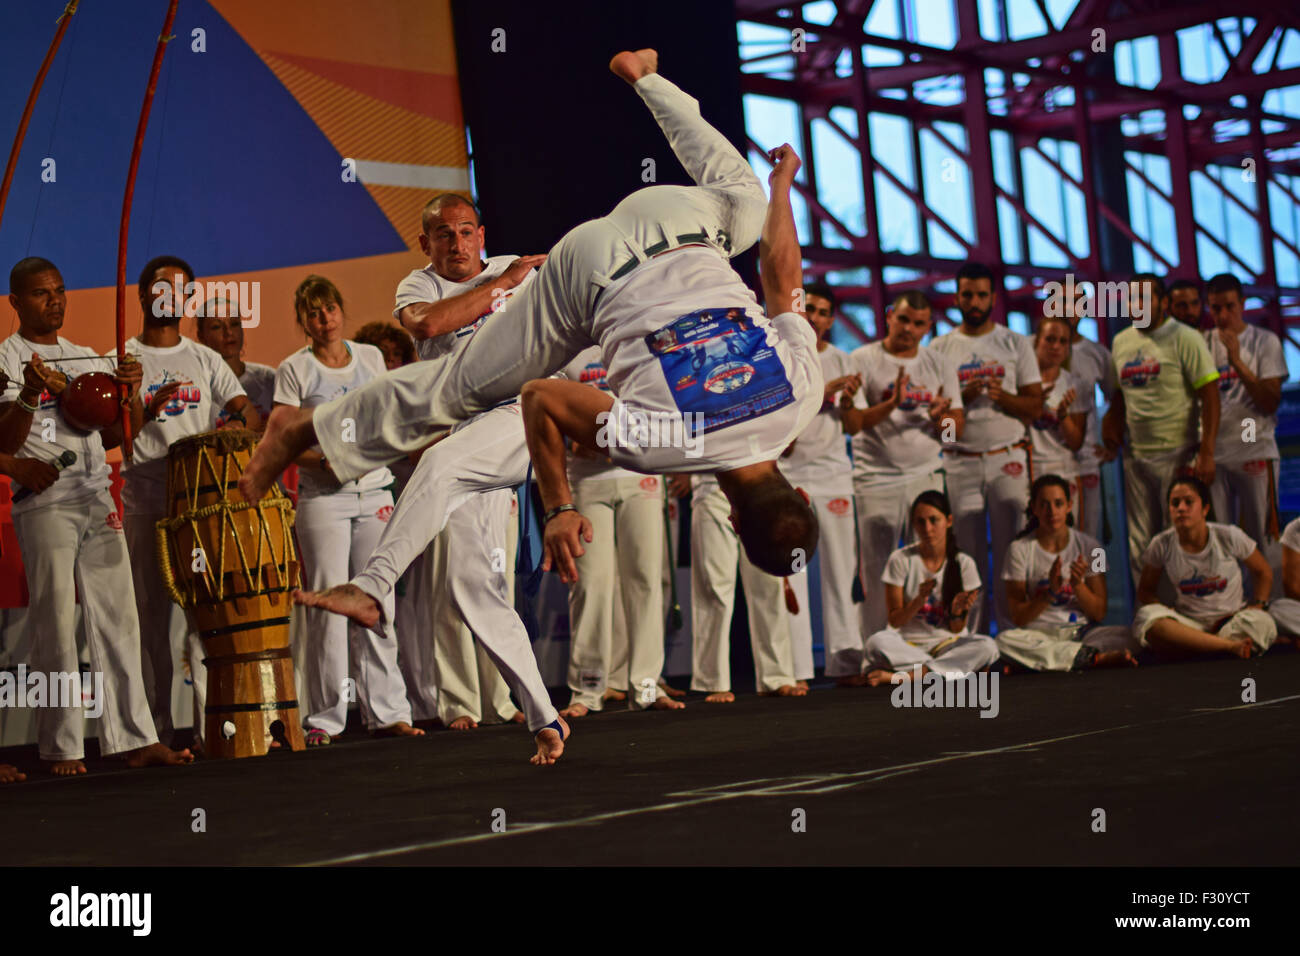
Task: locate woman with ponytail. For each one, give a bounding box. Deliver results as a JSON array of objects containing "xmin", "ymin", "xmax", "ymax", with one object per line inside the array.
[
  {"xmin": 859, "ymin": 490, "xmax": 997, "ymax": 685},
  {"xmin": 998, "ymin": 474, "xmax": 1138, "ymax": 670}
]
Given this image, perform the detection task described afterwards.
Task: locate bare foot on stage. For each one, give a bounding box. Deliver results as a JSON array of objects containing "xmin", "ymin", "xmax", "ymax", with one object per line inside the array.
[
  {"xmin": 45, "ymin": 759, "xmax": 86, "ymax": 777},
  {"xmin": 866, "ymin": 668, "xmax": 899, "ymax": 687},
  {"xmin": 294, "ymin": 583, "xmax": 382, "ymax": 630},
  {"xmin": 447, "ymin": 716, "xmax": 478, "ymax": 731},
  {"xmin": 532, "ymin": 717, "xmax": 570, "ymax": 766},
  {"xmin": 761, "ymin": 684, "xmax": 807, "ymax": 697},
  {"xmin": 1093, "ymin": 649, "xmax": 1139, "ymax": 668},
  {"xmin": 837, "ymin": 674, "xmax": 871, "ymax": 687},
  {"xmin": 601, "ymin": 688, "xmax": 627, "ymax": 703},
  {"xmin": 651, "ymin": 695, "xmax": 685, "ymax": 711},
  {"xmin": 0, "ymin": 764, "xmax": 26, "ymax": 783},
  {"xmin": 560, "ymin": 702, "xmax": 590, "ymax": 718},
  {"xmin": 609, "ymin": 49, "xmax": 658, "ymax": 85},
  {"xmin": 510, "ymin": 711, "xmax": 527, "ymax": 724},
  {"xmin": 124, "ymin": 743, "xmax": 194, "ymax": 768},
  {"xmin": 796, "ymin": 680, "xmax": 809, "ymax": 692},
  {"xmin": 1227, "ymin": 638, "xmax": 1254, "ymax": 659},
  {"xmin": 239, "ymin": 404, "xmax": 316, "ymax": 501},
  {"xmin": 374, "ymin": 721, "xmax": 424, "ymax": 738},
  {"xmin": 704, "ymin": 691, "xmax": 735, "ymax": 703},
  {"xmin": 657, "ymin": 680, "xmax": 686, "ymax": 699}
]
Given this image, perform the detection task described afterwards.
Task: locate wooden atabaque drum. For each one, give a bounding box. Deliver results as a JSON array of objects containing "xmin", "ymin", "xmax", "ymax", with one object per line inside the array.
[{"xmin": 156, "ymin": 428, "xmax": 304, "ymax": 757}]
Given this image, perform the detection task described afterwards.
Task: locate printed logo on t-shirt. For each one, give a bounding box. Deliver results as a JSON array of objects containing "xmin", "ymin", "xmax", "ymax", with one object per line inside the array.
[
  {"xmin": 640, "ymin": 476, "xmax": 659, "ymax": 491},
  {"xmin": 828, "ymin": 497, "xmax": 851, "ymax": 515},
  {"xmin": 105, "ymin": 512, "xmax": 123, "ymax": 531},
  {"xmin": 880, "ymin": 379, "xmax": 935, "ymax": 411},
  {"xmin": 1031, "ymin": 406, "xmax": 1060, "ymax": 432},
  {"xmin": 1120, "ymin": 355, "xmax": 1161, "ymax": 388},
  {"xmin": 376, "ymin": 505, "xmax": 394, "ymax": 522},
  {"xmin": 919, "ymin": 589, "xmax": 945, "ymax": 627},
  {"xmin": 580, "ymin": 362, "xmax": 612, "ymax": 391},
  {"xmin": 1003, "ymin": 461, "xmax": 1024, "ymax": 477},
  {"xmin": 1033, "ymin": 577, "xmax": 1073, "ymax": 606},
  {"xmin": 956, "ymin": 356, "xmax": 1006, "ymax": 388},
  {"xmin": 146, "ymin": 375, "xmax": 201, "ymax": 417},
  {"xmin": 1178, "ymin": 572, "xmax": 1227, "ymax": 598},
  {"xmin": 1216, "ymin": 364, "xmax": 1239, "ymax": 390},
  {"xmin": 647, "ymin": 307, "xmax": 794, "ymax": 434}
]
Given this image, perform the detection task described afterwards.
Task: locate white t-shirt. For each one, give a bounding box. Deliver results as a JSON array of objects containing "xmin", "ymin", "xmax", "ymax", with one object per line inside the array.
[
  {"xmin": 1069, "ymin": 337, "xmax": 1115, "ymax": 476},
  {"xmin": 780, "ymin": 344, "xmax": 854, "ymax": 496},
  {"xmin": 1029, "ymin": 368, "xmax": 1089, "ymax": 477},
  {"xmin": 113, "ymin": 335, "xmax": 247, "ymax": 508},
  {"xmin": 881, "ymin": 542, "xmax": 982, "ymax": 641},
  {"xmin": 1205, "ymin": 324, "xmax": 1287, "ymax": 464},
  {"xmin": 559, "ymin": 346, "xmax": 640, "ymax": 484},
  {"xmin": 1281, "ymin": 516, "xmax": 1300, "ymax": 555},
  {"xmin": 1141, "ymin": 523, "xmax": 1257, "ymax": 627},
  {"xmin": 591, "ymin": 247, "xmax": 821, "ymax": 474},
  {"xmin": 1002, "ymin": 529, "xmax": 1104, "ymax": 628},
  {"xmin": 0, "ymin": 335, "xmax": 113, "ymax": 514},
  {"xmin": 393, "ymin": 256, "xmax": 532, "ymax": 362},
  {"xmin": 930, "ymin": 325, "xmax": 1040, "ymax": 452},
  {"xmin": 274, "ymin": 342, "xmax": 394, "ymax": 498},
  {"xmin": 848, "ymin": 341, "xmax": 962, "ymax": 485},
  {"xmin": 215, "ymin": 361, "xmax": 276, "ymax": 427}
]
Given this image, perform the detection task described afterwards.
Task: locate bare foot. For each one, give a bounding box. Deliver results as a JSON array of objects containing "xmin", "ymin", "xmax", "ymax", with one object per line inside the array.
[
  {"xmin": 1093, "ymin": 649, "xmax": 1139, "ymax": 668},
  {"xmin": 651, "ymin": 695, "xmax": 685, "ymax": 710},
  {"xmin": 0, "ymin": 764, "xmax": 26, "ymax": 783},
  {"xmin": 294, "ymin": 583, "xmax": 382, "ymax": 630},
  {"xmin": 124, "ymin": 743, "xmax": 194, "ymax": 768},
  {"xmin": 609, "ymin": 49, "xmax": 658, "ymax": 84},
  {"xmin": 704, "ymin": 691, "xmax": 735, "ymax": 703},
  {"xmin": 510, "ymin": 711, "xmax": 527, "ymax": 724},
  {"xmin": 45, "ymin": 759, "xmax": 86, "ymax": 777},
  {"xmin": 447, "ymin": 716, "xmax": 478, "ymax": 731},
  {"xmin": 866, "ymin": 668, "xmax": 899, "ymax": 687},
  {"xmin": 239, "ymin": 405, "xmax": 316, "ymax": 501},
  {"xmin": 560, "ymin": 702, "xmax": 590, "ymax": 718},
  {"xmin": 531, "ymin": 717, "xmax": 570, "ymax": 766},
  {"xmin": 837, "ymin": 674, "xmax": 872, "ymax": 687},
  {"xmin": 374, "ymin": 721, "xmax": 424, "ymax": 738},
  {"xmin": 657, "ymin": 680, "xmax": 686, "ymax": 699},
  {"xmin": 760, "ymin": 684, "xmax": 807, "ymax": 697},
  {"xmin": 601, "ymin": 688, "xmax": 627, "ymax": 703},
  {"xmin": 1227, "ymin": 637, "xmax": 1254, "ymax": 659},
  {"xmin": 796, "ymin": 680, "xmax": 810, "ymax": 692}
]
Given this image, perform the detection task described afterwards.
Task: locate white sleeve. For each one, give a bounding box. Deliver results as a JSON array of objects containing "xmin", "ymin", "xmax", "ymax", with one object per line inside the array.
[
  {"xmin": 393, "ymin": 271, "xmax": 441, "ymax": 317},
  {"xmin": 959, "ymin": 553, "xmax": 983, "ymax": 591},
  {"xmin": 1259, "ymin": 329, "xmax": 1288, "ymax": 382},
  {"xmin": 1228, "ymin": 525, "xmax": 1258, "ymax": 561},
  {"xmin": 1016, "ymin": 333, "xmax": 1041, "ymax": 387},
  {"xmin": 208, "ymin": 350, "xmax": 246, "ymax": 408},
  {"xmin": 272, "ymin": 360, "xmax": 302, "ymax": 407},
  {"xmin": 0, "ymin": 344, "xmax": 20, "ymax": 402},
  {"xmin": 1067, "ymin": 372, "xmax": 1089, "ymax": 414},
  {"xmin": 1002, "ymin": 538, "xmax": 1028, "ymax": 582},
  {"xmin": 1282, "ymin": 518, "xmax": 1300, "ymax": 554},
  {"xmin": 881, "ymin": 549, "xmax": 908, "ymax": 587},
  {"xmin": 1139, "ymin": 533, "xmax": 1166, "ymax": 570}
]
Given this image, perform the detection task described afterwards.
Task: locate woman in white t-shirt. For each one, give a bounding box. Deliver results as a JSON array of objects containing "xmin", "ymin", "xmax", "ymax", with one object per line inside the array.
[
  {"xmin": 1029, "ymin": 316, "xmax": 1088, "ymax": 523},
  {"xmin": 998, "ymin": 474, "xmax": 1138, "ymax": 671},
  {"xmin": 861, "ymin": 490, "xmax": 998, "ymax": 685},
  {"xmin": 275, "ymin": 276, "xmax": 420, "ymax": 745},
  {"xmin": 1134, "ymin": 476, "xmax": 1276, "ymax": 658}
]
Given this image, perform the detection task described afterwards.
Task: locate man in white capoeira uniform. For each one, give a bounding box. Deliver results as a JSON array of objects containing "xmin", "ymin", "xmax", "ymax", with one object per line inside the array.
[
  {"xmin": 779, "ymin": 281, "xmax": 858, "ymax": 687},
  {"xmin": 0, "ymin": 256, "xmax": 192, "ymax": 775},
  {"xmin": 240, "ymin": 50, "xmax": 821, "ymax": 591},
  {"xmin": 390, "ymin": 194, "xmax": 541, "ymax": 730},
  {"xmin": 844, "ymin": 290, "xmax": 962, "ymax": 664},
  {"xmin": 1202, "ymin": 272, "xmax": 1286, "ymax": 557},
  {"xmin": 557, "ymin": 346, "xmax": 677, "ymax": 716},
  {"xmin": 930, "ymin": 262, "xmax": 1043, "ymax": 630}
]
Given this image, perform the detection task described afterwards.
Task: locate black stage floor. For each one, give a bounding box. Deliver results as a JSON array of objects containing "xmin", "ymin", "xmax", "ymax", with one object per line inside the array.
[{"xmin": 2, "ymin": 652, "xmax": 1297, "ymax": 867}]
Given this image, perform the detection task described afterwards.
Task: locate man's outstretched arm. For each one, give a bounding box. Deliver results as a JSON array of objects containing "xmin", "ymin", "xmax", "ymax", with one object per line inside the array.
[
  {"xmin": 519, "ymin": 379, "xmax": 616, "ymax": 583},
  {"xmin": 760, "ymin": 144, "xmax": 803, "ymax": 316}
]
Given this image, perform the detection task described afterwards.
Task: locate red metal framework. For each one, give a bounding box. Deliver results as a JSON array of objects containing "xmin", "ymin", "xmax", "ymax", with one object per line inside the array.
[{"xmin": 737, "ymin": 0, "xmax": 1300, "ymax": 348}]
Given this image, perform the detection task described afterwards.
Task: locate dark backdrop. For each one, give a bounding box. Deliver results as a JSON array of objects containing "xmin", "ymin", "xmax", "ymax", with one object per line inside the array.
[{"xmin": 450, "ymin": 0, "xmax": 754, "ymax": 286}]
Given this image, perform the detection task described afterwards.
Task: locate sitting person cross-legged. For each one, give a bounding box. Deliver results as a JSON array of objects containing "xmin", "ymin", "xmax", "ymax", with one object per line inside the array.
[
  {"xmin": 997, "ymin": 474, "xmax": 1138, "ymax": 671},
  {"xmin": 1133, "ymin": 475, "xmax": 1276, "ymax": 659},
  {"xmin": 860, "ymin": 490, "xmax": 998, "ymax": 686}
]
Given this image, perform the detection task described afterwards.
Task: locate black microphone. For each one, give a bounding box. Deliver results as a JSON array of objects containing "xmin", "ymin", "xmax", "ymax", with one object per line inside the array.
[{"xmin": 11, "ymin": 449, "xmax": 76, "ymax": 503}]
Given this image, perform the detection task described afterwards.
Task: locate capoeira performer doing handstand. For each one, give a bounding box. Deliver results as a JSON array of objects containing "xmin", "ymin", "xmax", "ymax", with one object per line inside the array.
[{"xmin": 241, "ymin": 49, "xmax": 822, "ymax": 585}]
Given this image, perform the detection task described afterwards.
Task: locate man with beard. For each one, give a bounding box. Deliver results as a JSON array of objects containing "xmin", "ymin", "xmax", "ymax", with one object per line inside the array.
[
  {"xmin": 1168, "ymin": 279, "xmax": 1204, "ymax": 329},
  {"xmin": 930, "ymin": 262, "xmax": 1043, "ymax": 630},
  {"xmin": 842, "ymin": 290, "xmax": 963, "ymax": 671}
]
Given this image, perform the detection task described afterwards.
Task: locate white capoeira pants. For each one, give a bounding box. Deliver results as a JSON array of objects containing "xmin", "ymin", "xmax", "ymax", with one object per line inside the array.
[
  {"xmin": 313, "ymin": 72, "xmax": 768, "ymax": 481},
  {"xmin": 863, "ymin": 628, "xmax": 999, "ymax": 678},
  {"xmin": 785, "ymin": 489, "xmax": 857, "ymax": 680},
  {"xmin": 945, "ymin": 449, "xmax": 1029, "ymax": 631},
  {"xmin": 1132, "ymin": 603, "xmax": 1277, "ymax": 652},
  {"xmin": 1269, "ymin": 597, "xmax": 1300, "ymax": 637},
  {"xmin": 12, "ymin": 490, "xmax": 157, "ymax": 760},
  {"xmin": 1211, "ymin": 458, "xmax": 1278, "ymax": 552},
  {"xmin": 428, "ymin": 489, "xmax": 520, "ymax": 726},
  {"xmin": 566, "ymin": 474, "xmax": 664, "ymax": 710},
  {"xmin": 394, "ymin": 546, "xmax": 436, "ymax": 722},
  {"xmin": 295, "ymin": 489, "xmax": 412, "ymax": 735},
  {"xmin": 1122, "ymin": 445, "xmax": 1192, "ymax": 588},
  {"xmin": 123, "ymin": 501, "xmax": 201, "ymax": 740},
  {"xmin": 347, "ymin": 404, "xmax": 557, "ymax": 733},
  {"xmin": 996, "ymin": 623, "xmax": 1136, "ymax": 672},
  {"xmin": 853, "ymin": 469, "xmax": 945, "ymax": 656},
  {"xmin": 690, "ymin": 485, "xmax": 795, "ymax": 692}
]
